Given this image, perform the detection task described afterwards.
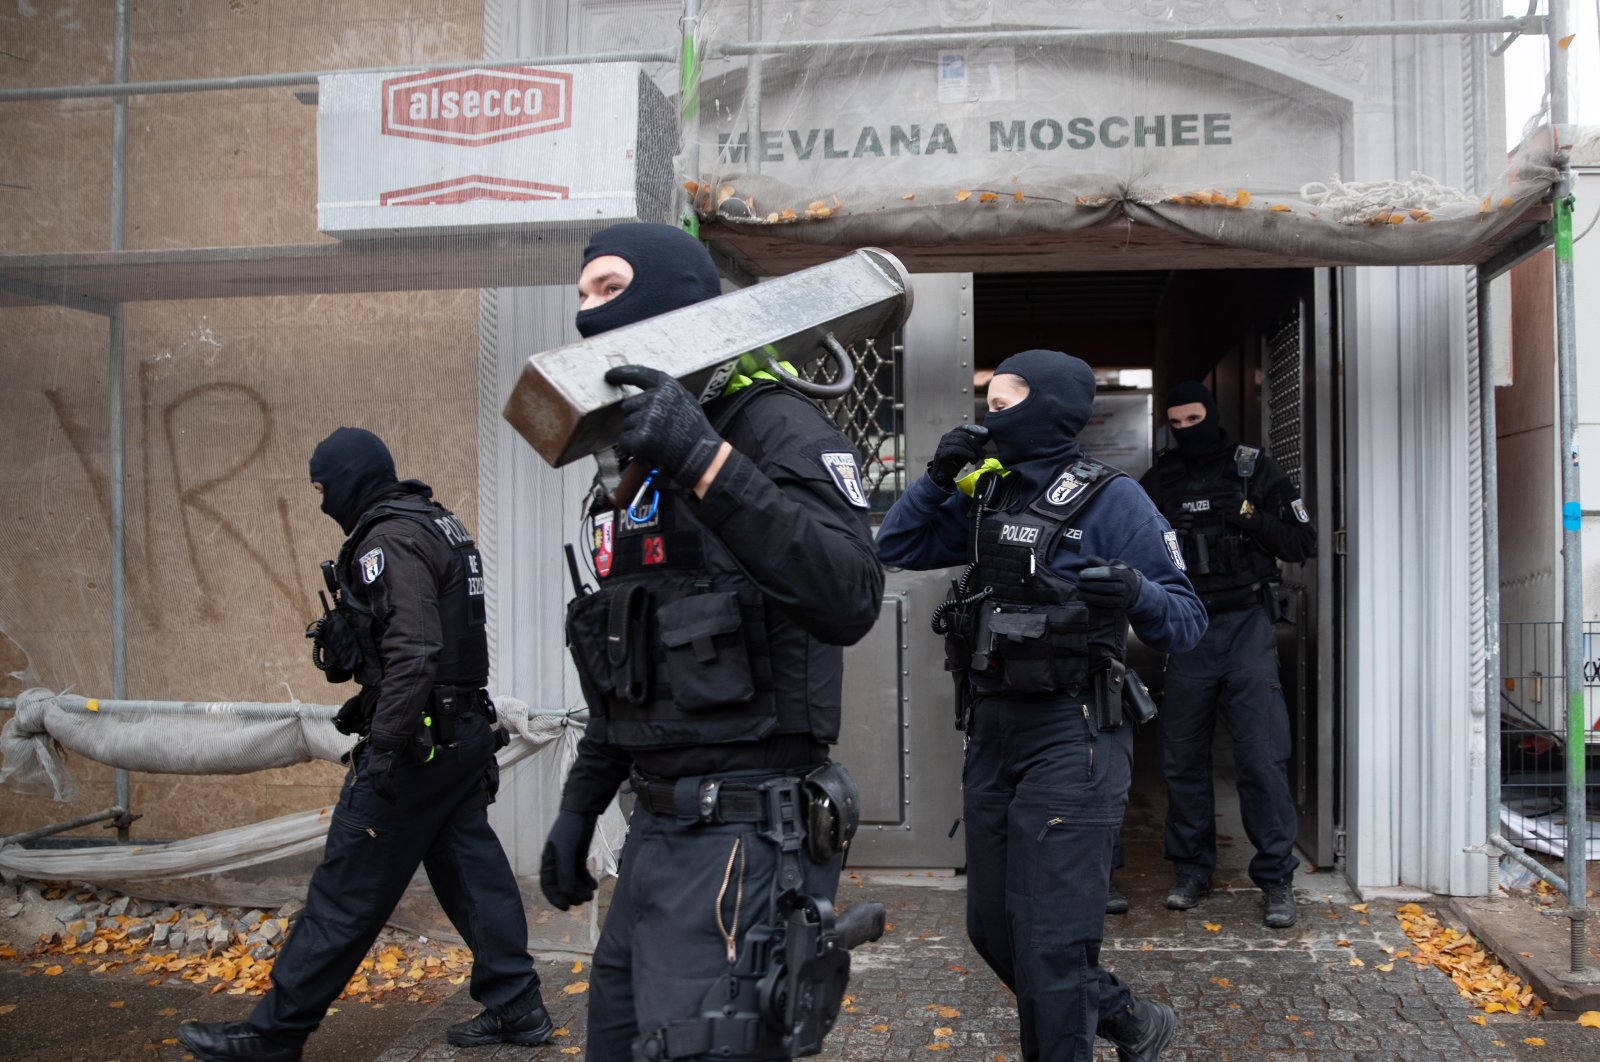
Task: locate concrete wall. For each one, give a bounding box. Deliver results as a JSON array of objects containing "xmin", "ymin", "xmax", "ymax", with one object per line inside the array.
[{"xmin": 0, "ymin": 1, "xmax": 485, "ymax": 840}]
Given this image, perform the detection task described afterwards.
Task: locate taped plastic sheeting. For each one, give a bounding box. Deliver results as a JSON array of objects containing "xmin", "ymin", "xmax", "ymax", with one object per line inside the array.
[
  {"xmin": 687, "ymin": 2, "xmax": 1559, "ymax": 268},
  {"xmin": 0, "ymin": 692, "xmax": 625, "ymax": 950}
]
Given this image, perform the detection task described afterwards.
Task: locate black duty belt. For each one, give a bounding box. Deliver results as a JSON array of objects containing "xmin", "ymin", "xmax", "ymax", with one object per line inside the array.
[
  {"xmin": 630, "ymin": 768, "xmax": 803, "ymax": 826},
  {"xmin": 1200, "ymin": 580, "xmax": 1268, "ymax": 615}
]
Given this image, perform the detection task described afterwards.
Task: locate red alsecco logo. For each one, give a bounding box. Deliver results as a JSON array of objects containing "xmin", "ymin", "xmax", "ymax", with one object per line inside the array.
[{"xmin": 381, "ymin": 67, "xmax": 574, "ymax": 146}]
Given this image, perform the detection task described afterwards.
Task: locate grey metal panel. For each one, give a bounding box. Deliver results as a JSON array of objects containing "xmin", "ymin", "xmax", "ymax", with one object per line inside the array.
[
  {"xmin": 836, "ymin": 594, "xmax": 906, "ymax": 824},
  {"xmin": 843, "ymin": 570, "xmax": 967, "ymax": 869}
]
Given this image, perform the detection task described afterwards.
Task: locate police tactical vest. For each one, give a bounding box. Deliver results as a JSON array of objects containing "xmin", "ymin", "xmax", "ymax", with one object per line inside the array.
[
  {"xmin": 564, "ymin": 384, "xmax": 836, "ymax": 752},
  {"xmin": 336, "ymin": 495, "xmax": 489, "ymax": 688},
  {"xmin": 965, "ymin": 457, "xmax": 1131, "ymax": 695},
  {"xmin": 1157, "ymin": 444, "xmax": 1280, "ymax": 596}
]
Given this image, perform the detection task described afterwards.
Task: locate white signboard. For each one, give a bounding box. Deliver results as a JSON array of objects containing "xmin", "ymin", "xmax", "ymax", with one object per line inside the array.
[
  {"xmin": 317, "ymin": 63, "xmax": 675, "ymax": 238},
  {"xmin": 1079, "ymin": 394, "xmax": 1152, "ymax": 475}
]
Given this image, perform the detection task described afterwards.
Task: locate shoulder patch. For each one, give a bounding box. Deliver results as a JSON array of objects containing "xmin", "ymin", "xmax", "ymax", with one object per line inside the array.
[
  {"xmin": 1291, "ymin": 498, "xmax": 1311, "ymax": 524},
  {"xmin": 819, "ymin": 451, "xmax": 870, "ymax": 509},
  {"xmin": 359, "ymin": 547, "xmax": 385, "ymax": 584},
  {"xmin": 1163, "ymin": 529, "xmax": 1187, "ymax": 572},
  {"xmin": 1046, "ymin": 468, "xmax": 1089, "ymax": 507}
]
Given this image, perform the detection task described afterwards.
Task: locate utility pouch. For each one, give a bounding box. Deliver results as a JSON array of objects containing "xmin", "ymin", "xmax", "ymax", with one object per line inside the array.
[
  {"xmin": 1123, "ymin": 668, "xmax": 1159, "ymax": 726},
  {"xmin": 987, "ymin": 609, "xmax": 1050, "ymax": 691},
  {"xmin": 307, "ymin": 608, "xmax": 364, "ymax": 684},
  {"xmin": 657, "ymin": 591, "xmax": 754, "ymax": 710},
  {"xmin": 564, "ymin": 588, "xmax": 616, "ymax": 712},
  {"xmin": 801, "ymin": 762, "xmax": 861, "ymax": 865},
  {"xmin": 1093, "ymin": 660, "xmax": 1126, "ymax": 731},
  {"xmin": 609, "ymin": 583, "xmax": 652, "ymax": 705}
]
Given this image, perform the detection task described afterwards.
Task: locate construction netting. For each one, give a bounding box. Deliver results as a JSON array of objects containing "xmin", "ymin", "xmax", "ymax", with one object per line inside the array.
[{"xmin": 685, "ymin": 0, "xmax": 1560, "ymax": 266}]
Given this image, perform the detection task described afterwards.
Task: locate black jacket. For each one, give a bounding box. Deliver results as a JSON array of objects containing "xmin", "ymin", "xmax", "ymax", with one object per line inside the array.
[
  {"xmin": 336, "ymin": 488, "xmax": 489, "ymax": 751},
  {"xmin": 562, "ymin": 385, "xmax": 885, "ymax": 813},
  {"xmin": 1138, "ymin": 444, "xmax": 1315, "ymax": 600}
]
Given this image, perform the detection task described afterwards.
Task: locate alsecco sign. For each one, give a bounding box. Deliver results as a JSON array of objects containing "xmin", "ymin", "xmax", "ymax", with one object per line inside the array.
[
  {"xmin": 381, "ymin": 68, "xmax": 573, "ymax": 146},
  {"xmin": 317, "ymin": 62, "xmax": 673, "ymax": 239}
]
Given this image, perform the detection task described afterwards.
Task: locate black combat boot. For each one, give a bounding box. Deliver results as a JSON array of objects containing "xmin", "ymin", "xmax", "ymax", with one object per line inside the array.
[
  {"xmin": 447, "ymin": 1001, "xmax": 555, "ymax": 1047},
  {"xmin": 1262, "ymin": 881, "xmax": 1298, "ymax": 928},
  {"xmin": 1106, "ymin": 878, "xmax": 1130, "ymax": 915},
  {"xmin": 1164, "ymin": 875, "xmax": 1210, "ymax": 911},
  {"xmin": 1104, "ymin": 998, "xmax": 1177, "ymax": 1061},
  {"xmin": 176, "ymin": 1021, "xmax": 302, "ymax": 1062}
]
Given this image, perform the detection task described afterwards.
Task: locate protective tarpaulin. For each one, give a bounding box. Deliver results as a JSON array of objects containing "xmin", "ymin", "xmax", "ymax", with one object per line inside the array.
[
  {"xmin": 0, "ymin": 691, "xmax": 625, "ymax": 949},
  {"xmin": 686, "ymin": 1, "xmax": 1557, "ymax": 269}
]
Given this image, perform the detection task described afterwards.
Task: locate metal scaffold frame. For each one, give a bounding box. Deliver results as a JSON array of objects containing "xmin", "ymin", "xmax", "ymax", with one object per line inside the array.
[{"xmin": 0, "ymin": 0, "xmax": 1587, "ymax": 979}]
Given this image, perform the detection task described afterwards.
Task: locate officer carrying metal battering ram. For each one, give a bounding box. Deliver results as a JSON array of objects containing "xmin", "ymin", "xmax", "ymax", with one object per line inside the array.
[
  {"xmin": 178, "ymin": 428, "xmax": 551, "ymax": 1062},
  {"xmin": 502, "ymin": 223, "xmax": 893, "ymax": 1062},
  {"xmin": 876, "ymin": 351, "xmax": 1207, "ymax": 1062}
]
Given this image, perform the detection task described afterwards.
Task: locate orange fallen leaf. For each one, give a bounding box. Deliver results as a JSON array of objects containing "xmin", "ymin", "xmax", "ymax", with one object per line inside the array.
[
  {"xmin": 1202, "ymin": 923, "xmax": 1221, "ymax": 932},
  {"xmin": 1577, "ymin": 1010, "xmax": 1600, "ymax": 1027},
  {"xmin": 926, "ymin": 1045, "xmax": 951, "ymax": 1052},
  {"xmin": 871, "ymin": 1024, "xmax": 889, "ymax": 1032},
  {"xmin": 0, "ymin": 1004, "xmax": 15, "ymax": 1015},
  {"xmin": 43, "ymin": 966, "xmax": 63, "ymax": 976},
  {"xmin": 1285, "ymin": 1015, "xmax": 1299, "ymax": 1021},
  {"xmin": 901, "ymin": 193, "xmax": 916, "ymax": 201},
  {"xmin": 1523, "ymin": 1037, "xmax": 1545, "ymax": 1045},
  {"xmin": 1377, "ymin": 962, "xmax": 1395, "ymax": 972},
  {"xmin": 1013, "ymin": 191, "xmax": 1025, "ymax": 203},
  {"xmin": 934, "ymin": 1027, "xmax": 953, "ymax": 1037},
  {"xmin": 1349, "ymin": 956, "xmax": 1365, "ymax": 967},
  {"xmin": 977, "ymin": 192, "xmax": 999, "ymax": 203},
  {"xmin": 1349, "ymin": 904, "xmax": 1369, "ymax": 914},
  {"xmin": 561, "ymin": 1048, "xmax": 582, "ymax": 1055},
  {"xmin": 1470, "ymin": 1015, "xmax": 1487, "ymax": 1025},
  {"xmin": 563, "ymin": 981, "xmax": 589, "ymax": 995},
  {"xmin": 1209, "ymin": 977, "xmax": 1232, "ymax": 988},
  {"xmin": 1558, "ymin": 34, "xmax": 1576, "ymax": 49},
  {"xmin": 1337, "ymin": 939, "xmax": 1351, "ymax": 947},
  {"xmin": 109, "ymin": 1001, "xmax": 125, "ymax": 1009},
  {"xmin": 571, "ymin": 961, "xmax": 583, "ymax": 974},
  {"xmin": 947, "ymin": 964, "xmax": 967, "ymax": 972},
  {"xmin": 955, "ymin": 190, "xmax": 973, "ymax": 202}
]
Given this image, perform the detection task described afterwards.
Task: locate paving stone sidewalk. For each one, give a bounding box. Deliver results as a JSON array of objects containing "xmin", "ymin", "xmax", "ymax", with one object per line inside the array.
[{"xmin": 5, "ymin": 868, "xmax": 1597, "ymax": 1061}]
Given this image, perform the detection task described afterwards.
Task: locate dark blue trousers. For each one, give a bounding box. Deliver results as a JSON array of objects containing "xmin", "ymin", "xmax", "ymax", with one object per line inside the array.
[
  {"xmin": 963, "ymin": 692, "xmax": 1141, "ymax": 1062},
  {"xmin": 248, "ymin": 719, "xmax": 541, "ymax": 1043},
  {"xmin": 1160, "ymin": 605, "xmax": 1300, "ymax": 888},
  {"xmin": 587, "ymin": 786, "xmax": 844, "ymax": 1062}
]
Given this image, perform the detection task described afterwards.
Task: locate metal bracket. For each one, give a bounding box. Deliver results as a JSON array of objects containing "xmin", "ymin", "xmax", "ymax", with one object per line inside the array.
[{"xmin": 1490, "ymin": 2, "xmax": 1541, "ymax": 57}]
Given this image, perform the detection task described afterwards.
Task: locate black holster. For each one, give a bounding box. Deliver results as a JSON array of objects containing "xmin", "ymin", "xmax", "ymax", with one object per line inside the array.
[{"xmin": 1093, "ymin": 660, "xmax": 1126, "ymax": 732}]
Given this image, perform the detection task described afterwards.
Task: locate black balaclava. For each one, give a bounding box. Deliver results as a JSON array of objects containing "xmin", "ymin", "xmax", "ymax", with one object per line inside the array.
[
  {"xmin": 1165, "ymin": 380, "xmax": 1227, "ymax": 456},
  {"xmin": 309, "ymin": 427, "xmax": 401, "ymax": 534},
  {"xmin": 984, "ymin": 349, "xmax": 1096, "ymax": 505},
  {"xmin": 574, "ymin": 222, "xmax": 721, "ymax": 338}
]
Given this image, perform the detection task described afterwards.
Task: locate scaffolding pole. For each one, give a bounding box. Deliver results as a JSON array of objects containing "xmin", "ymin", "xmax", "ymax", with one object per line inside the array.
[
  {"xmin": 1547, "ymin": 0, "xmax": 1593, "ymax": 982},
  {"xmin": 109, "ymin": 0, "xmax": 133, "ymax": 846}
]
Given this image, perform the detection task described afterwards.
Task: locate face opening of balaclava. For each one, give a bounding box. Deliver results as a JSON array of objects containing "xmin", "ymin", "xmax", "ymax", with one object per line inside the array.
[
  {"xmin": 309, "ymin": 427, "xmax": 400, "ymax": 535},
  {"xmin": 983, "ymin": 349, "xmax": 1096, "ymax": 505},
  {"xmin": 1165, "ymin": 380, "xmax": 1227, "ymax": 456},
  {"xmin": 574, "ymin": 223, "xmax": 722, "ymax": 338}
]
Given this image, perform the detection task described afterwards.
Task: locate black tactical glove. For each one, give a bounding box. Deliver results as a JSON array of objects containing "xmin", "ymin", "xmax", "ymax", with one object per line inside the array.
[
  {"xmin": 332, "ymin": 692, "xmax": 368, "ymax": 736},
  {"xmin": 363, "ymin": 744, "xmax": 401, "ymax": 803},
  {"xmin": 540, "ymin": 809, "xmax": 599, "ymax": 911},
  {"xmin": 927, "ymin": 424, "xmax": 990, "ymax": 489},
  {"xmin": 1077, "ymin": 556, "xmax": 1145, "ymax": 610},
  {"xmin": 604, "ymin": 364, "xmax": 724, "ymax": 487},
  {"xmin": 1221, "ymin": 504, "xmax": 1265, "ymax": 533}
]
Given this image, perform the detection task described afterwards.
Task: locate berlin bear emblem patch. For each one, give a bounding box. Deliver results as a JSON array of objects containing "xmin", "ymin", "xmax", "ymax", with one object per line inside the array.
[
  {"xmin": 1047, "ymin": 470, "xmax": 1087, "ymax": 506},
  {"xmin": 359, "ymin": 547, "xmax": 385, "ymax": 584},
  {"xmin": 1163, "ymin": 529, "xmax": 1187, "ymax": 572},
  {"xmin": 1291, "ymin": 498, "xmax": 1311, "ymax": 524},
  {"xmin": 820, "ymin": 452, "xmax": 870, "ymax": 509}
]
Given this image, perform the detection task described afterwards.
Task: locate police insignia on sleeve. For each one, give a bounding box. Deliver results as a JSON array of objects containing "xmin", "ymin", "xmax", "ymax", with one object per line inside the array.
[
  {"xmin": 1291, "ymin": 498, "xmax": 1311, "ymax": 524},
  {"xmin": 1047, "ymin": 470, "xmax": 1087, "ymax": 506},
  {"xmin": 359, "ymin": 547, "xmax": 385, "ymax": 584},
  {"xmin": 1163, "ymin": 529, "xmax": 1187, "ymax": 571},
  {"xmin": 820, "ymin": 452, "xmax": 870, "ymax": 509}
]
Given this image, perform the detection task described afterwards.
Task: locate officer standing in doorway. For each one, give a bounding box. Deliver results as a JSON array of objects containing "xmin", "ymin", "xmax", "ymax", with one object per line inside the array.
[
  {"xmin": 877, "ymin": 350, "xmax": 1206, "ymax": 1062},
  {"xmin": 542, "ymin": 223, "xmax": 885, "ymax": 1061},
  {"xmin": 1139, "ymin": 381, "xmax": 1315, "ymax": 929},
  {"xmin": 179, "ymin": 428, "xmax": 550, "ymax": 1062}
]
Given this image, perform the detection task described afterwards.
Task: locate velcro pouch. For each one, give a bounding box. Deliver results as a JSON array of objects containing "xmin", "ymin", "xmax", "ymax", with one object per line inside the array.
[{"xmin": 657, "ymin": 591, "xmax": 754, "ymax": 711}]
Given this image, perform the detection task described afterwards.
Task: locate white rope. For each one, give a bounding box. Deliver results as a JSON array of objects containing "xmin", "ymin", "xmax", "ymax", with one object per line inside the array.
[{"xmin": 1299, "ymin": 171, "xmax": 1477, "ymax": 224}]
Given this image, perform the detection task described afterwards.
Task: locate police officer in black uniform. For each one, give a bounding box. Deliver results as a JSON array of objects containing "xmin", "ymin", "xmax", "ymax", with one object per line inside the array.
[
  {"xmin": 1138, "ymin": 381, "xmax": 1315, "ymax": 929},
  {"xmin": 877, "ymin": 350, "xmax": 1206, "ymax": 1062},
  {"xmin": 541, "ymin": 223, "xmax": 886, "ymax": 1061},
  {"xmin": 178, "ymin": 427, "xmax": 550, "ymax": 1062}
]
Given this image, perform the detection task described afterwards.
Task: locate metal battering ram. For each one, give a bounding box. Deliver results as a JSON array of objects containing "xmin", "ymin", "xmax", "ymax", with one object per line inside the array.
[{"xmin": 502, "ymin": 247, "xmax": 914, "ymax": 468}]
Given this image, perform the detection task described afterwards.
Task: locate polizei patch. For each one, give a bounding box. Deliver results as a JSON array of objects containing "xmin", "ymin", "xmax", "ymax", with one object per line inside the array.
[
  {"xmin": 359, "ymin": 547, "xmax": 385, "ymax": 584},
  {"xmin": 1163, "ymin": 529, "xmax": 1187, "ymax": 571},
  {"xmin": 998, "ymin": 523, "xmax": 1041, "ymax": 546},
  {"xmin": 1291, "ymin": 498, "xmax": 1311, "ymax": 524},
  {"xmin": 1046, "ymin": 470, "xmax": 1087, "ymax": 506},
  {"xmin": 820, "ymin": 452, "xmax": 869, "ymax": 509}
]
